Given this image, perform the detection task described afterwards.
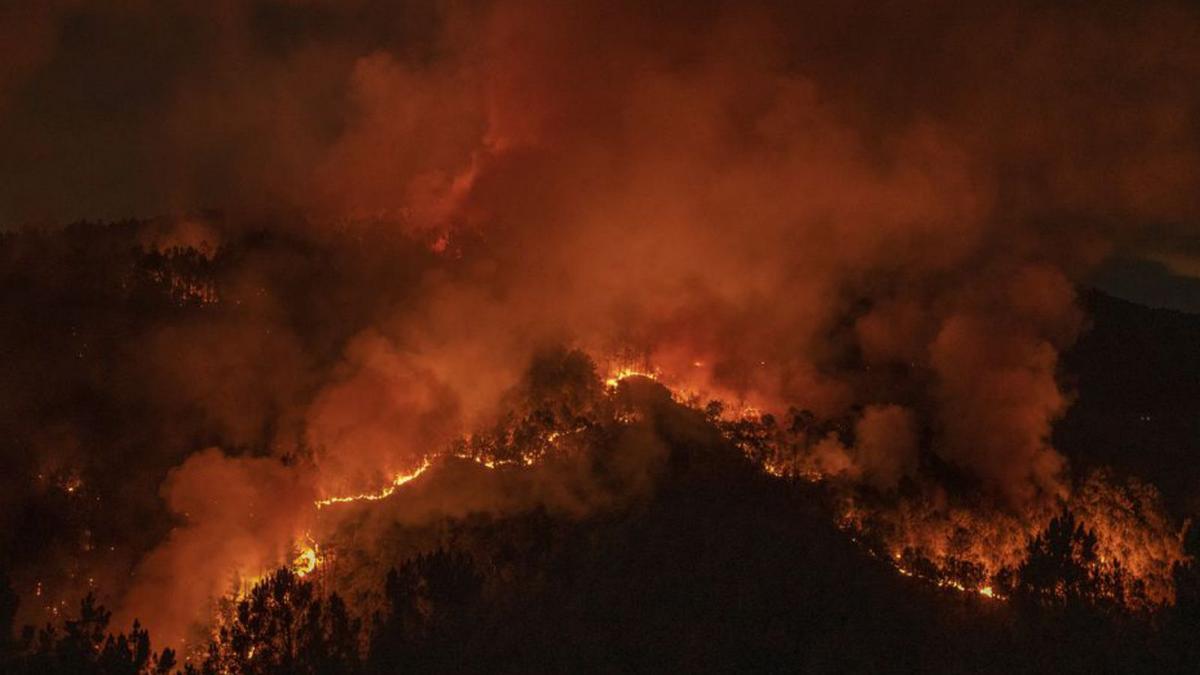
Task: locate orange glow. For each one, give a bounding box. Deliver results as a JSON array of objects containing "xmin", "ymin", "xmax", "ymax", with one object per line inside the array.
[
  {"xmin": 292, "ymin": 538, "xmax": 320, "ymax": 577},
  {"xmin": 604, "ymin": 365, "xmax": 660, "ymax": 389}
]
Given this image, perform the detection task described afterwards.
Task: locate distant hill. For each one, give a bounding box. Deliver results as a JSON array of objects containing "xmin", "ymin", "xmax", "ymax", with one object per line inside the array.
[{"xmin": 1056, "ymin": 290, "xmax": 1200, "ymax": 516}]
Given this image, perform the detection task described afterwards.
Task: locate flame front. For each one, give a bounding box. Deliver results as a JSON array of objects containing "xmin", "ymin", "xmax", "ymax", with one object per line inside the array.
[{"xmin": 314, "ymin": 458, "xmax": 434, "ymax": 509}]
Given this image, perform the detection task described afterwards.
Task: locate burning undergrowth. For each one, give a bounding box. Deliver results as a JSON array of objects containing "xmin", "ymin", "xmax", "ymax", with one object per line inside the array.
[{"xmin": 716, "ymin": 400, "xmax": 1189, "ymax": 608}]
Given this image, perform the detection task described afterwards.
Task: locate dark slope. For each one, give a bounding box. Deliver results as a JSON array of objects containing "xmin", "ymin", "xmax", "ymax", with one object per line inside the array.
[
  {"xmin": 319, "ymin": 379, "xmax": 1166, "ymax": 675},
  {"xmin": 1056, "ymin": 290, "xmax": 1200, "ymax": 515}
]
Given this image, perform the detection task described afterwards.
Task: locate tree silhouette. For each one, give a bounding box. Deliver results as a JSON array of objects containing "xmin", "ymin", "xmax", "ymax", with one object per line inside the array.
[
  {"xmin": 197, "ymin": 568, "xmax": 359, "ymax": 675},
  {"xmin": 4, "ymin": 593, "xmax": 174, "ymax": 675},
  {"xmin": 1014, "ymin": 508, "xmax": 1118, "ymax": 608},
  {"xmin": 368, "ymin": 549, "xmax": 483, "ymax": 673}
]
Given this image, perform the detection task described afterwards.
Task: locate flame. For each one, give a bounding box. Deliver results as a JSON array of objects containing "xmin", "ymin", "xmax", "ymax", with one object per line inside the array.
[
  {"xmin": 314, "ymin": 458, "xmax": 433, "ymax": 509},
  {"xmin": 892, "ymin": 561, "xmax": 1000, "ymax": 600},
  {"xmin": 292, "ymin": 542, "xmax": 319, "ymax": 577},
  {"xmin": 604, "ymin": 365, "xmax": 659, "ymax": 388}
]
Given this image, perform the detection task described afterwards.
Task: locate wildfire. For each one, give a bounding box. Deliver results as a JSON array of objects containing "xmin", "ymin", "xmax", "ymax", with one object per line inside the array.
[
  {"xmin": 604, "ymin": 365, "xmax": 659, "ymax": 388},
  {"xmin": 892, "ymin": 559, "xmax": 1000, "ymax": 600},
  {"xmin": 292, "ymin": 542, "xmax": 320, "ymax": 577},
  {"xmin": 217, "ymin": 354, "xmax": 1178, "ymax": 629},
  {"xmin": 314, "ymin": 458, "xmax": 433, "ymax": 509},
  {"xmin": 599, "ymin": 358, "xmax": 1186, "ymax": 606}
]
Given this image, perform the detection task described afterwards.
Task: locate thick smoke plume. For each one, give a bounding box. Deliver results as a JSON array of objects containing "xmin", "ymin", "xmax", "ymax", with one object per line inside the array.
[{"xmin": 2, "ymin": 0, "xmax": 1199, "ymax": 645}]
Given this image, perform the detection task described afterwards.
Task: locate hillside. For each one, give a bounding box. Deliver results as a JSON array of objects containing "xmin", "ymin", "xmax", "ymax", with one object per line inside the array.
[{"xmin": 1057, "ymin": 291, "xmax": 1200, "ymax": 515}]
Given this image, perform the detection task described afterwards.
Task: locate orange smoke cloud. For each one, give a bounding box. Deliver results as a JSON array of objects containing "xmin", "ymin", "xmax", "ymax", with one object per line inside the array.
[
  {"xmin": 304, "ymin": 330, "xmax": 460, "ymax": 496},
  {"xmin": 117, "ymin": 448, "xmax": 317, "ymax": 647}
]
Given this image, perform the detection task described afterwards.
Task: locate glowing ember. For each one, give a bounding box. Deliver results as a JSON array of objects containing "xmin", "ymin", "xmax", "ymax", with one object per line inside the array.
[{"xmin": 60, "ymin": 475, "xmax": 83, "ymax": 494}]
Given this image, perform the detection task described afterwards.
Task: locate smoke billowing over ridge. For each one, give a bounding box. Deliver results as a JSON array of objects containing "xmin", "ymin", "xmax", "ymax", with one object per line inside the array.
[{"xmin": 2, "ymin": 0, "xmax": 1199, "ymax": 648}]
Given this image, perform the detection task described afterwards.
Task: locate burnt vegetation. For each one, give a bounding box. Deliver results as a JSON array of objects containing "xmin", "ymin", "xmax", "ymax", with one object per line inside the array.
[{"xmin": 2, "ymin": 222, "xmax": 1200, "ymax": 673}]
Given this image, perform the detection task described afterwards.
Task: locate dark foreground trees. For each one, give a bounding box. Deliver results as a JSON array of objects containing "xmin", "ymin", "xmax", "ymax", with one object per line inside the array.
[
  {"xmin": 192, "ymin": 569, "xmax": 360, "ymax": 675},
  {"xmin": 367, "ymin": 550, "xmax": 484, "ymax": 674},
  {"xmin": 2, "ymin": 590, "xmax": 175, "ymax": 675},
  {"xmin": 6, "ymin": 504, "xmax": 1200, "ymax": 674}
]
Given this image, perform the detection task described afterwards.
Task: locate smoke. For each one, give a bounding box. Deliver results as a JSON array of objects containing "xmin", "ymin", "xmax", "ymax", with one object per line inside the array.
[
  {"xmin": 2, "ymin": 0, "xmax": 1199, "ymax": 642},
  {"xmin": 117, "ymin": 448, "xmax": 317, "ymax": 647},
  {"xmin": 852, "ymin": 405, "xmax": 919, "ymax": 491},
  {"xmin": 304, "ymin": 330, "xmax": 461, "ymax": 495}
]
